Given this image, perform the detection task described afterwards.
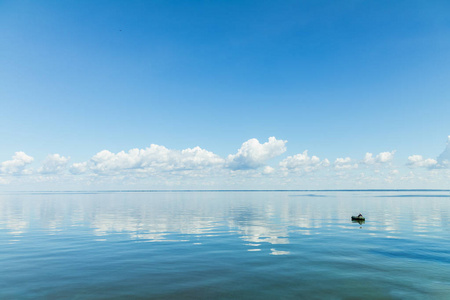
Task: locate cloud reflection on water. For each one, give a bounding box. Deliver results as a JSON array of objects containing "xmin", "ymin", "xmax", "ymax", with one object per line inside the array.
[{"xmin": 0, "ymin": 192, "xmax": 449, "ymax": 254}]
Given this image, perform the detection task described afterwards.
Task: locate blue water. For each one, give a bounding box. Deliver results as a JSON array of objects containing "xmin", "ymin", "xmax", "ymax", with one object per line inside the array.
[{"xmin": 1, "ymin": 191, "xmax": 450, "ymax": 299}]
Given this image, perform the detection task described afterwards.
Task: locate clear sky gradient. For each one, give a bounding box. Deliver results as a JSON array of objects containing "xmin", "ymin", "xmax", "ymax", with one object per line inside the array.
[{"xmin": 1, "ymin": 1, "xmax": 449, "ymax": 189}]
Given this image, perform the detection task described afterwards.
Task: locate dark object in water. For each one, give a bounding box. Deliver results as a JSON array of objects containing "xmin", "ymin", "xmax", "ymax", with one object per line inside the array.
[
  {"xmin": 351, "ymin": 215, "xmax": 365, "ymax": 221},
  {"xmin": 352, "ymin": 219, "xmax": 365, "ymax": 225}
]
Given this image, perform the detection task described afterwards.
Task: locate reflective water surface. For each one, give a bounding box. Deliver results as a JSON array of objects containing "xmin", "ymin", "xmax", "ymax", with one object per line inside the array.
[{"xmin": 1, "ymin": 191, "xmax": 450, "ymax": 299}]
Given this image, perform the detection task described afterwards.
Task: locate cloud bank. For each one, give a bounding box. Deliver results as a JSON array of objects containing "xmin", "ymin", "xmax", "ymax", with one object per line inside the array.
[
  {"xmin": 86, "ymin": 145, "xmax": 225, "ymax": 175},
  {"xmin": 1, "ymin": 136, "xmax": 449, "ymax": 189}
]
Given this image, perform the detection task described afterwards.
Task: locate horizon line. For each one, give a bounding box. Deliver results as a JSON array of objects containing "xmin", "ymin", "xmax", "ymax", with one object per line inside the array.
[{"xmin": 1, "ymin": 189, "xmax": 450, "ymax": 194}]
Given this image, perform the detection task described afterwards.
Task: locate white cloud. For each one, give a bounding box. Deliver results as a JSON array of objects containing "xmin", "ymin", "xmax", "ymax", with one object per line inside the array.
[
  {"xmin": 377, "ymin": 151, "xmax": 395, "ymax": 163},
  {"xmin": 0, "ymin": 152, "xmax": 34, "ymax": 174},
  {"xmin": 84, "ymin": 144, "xmax": 225, "ymax": 174},
  {"xmin": 38, "ymin": 154, "xmax": 70, "ymax": 174},
  {"xmin": 335, "ymin": 157, "xmax": 351, "ymax": 164},
  {"xmin": 407, "ymin": 155, "xmax": 437, "ymax": 168},
  {"xmin": 2, "ymin": 135, "xmax": 450, "ymax": 189},
  {"xmin": 227, "ymin": 137, "xmax": 287, "ymax": 170},
  {"xmin": 262, "ymin": 166, "xmax": 275, "ymax": 175},
  {"xmin": 362, "ymin": 151, "xmax": 395, "ymax": 165},
  {"xmin": 362, "ymin": 153, "xmax": 375, "ymax": 164},
  {"xmin": 279, "ymin": 150, "xmax": 329, "ymax": 172},
  {"xmin": 334, "ymin": 157, "xmax": 358, "ymax": 170}
]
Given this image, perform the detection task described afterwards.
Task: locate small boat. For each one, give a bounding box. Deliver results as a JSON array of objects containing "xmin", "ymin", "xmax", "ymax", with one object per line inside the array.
[
  {"xmin": 352, "ymin": 219, "xmax": 365, "ymax": 225},
  {"xmin": 351, "ymin": 215, "xmax": 365, "ymax": 221}
]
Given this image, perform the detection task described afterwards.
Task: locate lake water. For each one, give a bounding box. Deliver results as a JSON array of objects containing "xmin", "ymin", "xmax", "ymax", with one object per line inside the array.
[{"xmin": 1, "ymin": 191, "xmax": 450, "ymax": 299}]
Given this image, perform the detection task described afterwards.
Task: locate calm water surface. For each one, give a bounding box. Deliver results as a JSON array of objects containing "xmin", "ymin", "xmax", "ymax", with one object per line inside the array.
[{"xmin": 1, "ymin": 191, "xmax": 450, "ymax": 299}]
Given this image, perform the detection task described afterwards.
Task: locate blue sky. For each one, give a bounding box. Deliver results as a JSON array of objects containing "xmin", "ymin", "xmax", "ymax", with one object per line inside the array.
[{"xmin": 1, "ymin": 1, "xmax": 450, "ymax": 189}]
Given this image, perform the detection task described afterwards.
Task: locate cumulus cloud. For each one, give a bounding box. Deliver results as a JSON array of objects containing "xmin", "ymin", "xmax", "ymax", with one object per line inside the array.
[
  {"xmin": 377, "ymin": 151, "xmax": 395, "ymax": 163},
  {"xmin": 80, "ymin": 144, "xmax": 225, "ymax": 175},
  {"xmin": 38, "ymin": 154, "xmax": 70, "ymax": 174},
  {"xmin": 334, "ymin": 157, "xmax": 358, "ymax": 170},
  {"xmin": 0, "ymin": 152, "xmax": 34, "ymax": 174},
  {"xmin": 362, "ymin": 153, "xmax": 374, "ymax": 164},
  {"xmin": 262, "ymin": 166, "xmax": 275, "ymax": 175},
  {"xmin": 227, "ymin": 137, "xmax": 287, "ymax": 170},
  {"xmin": 279, "ymin": 150, "xmax": 329, "ymax": 172},
  {"xmin": 407, "ymin": 155, "xmax": 437, "ymax": 168},
  {"xmin": 362, "ymin": 151, "xmax": 396, "ymax": 165}
]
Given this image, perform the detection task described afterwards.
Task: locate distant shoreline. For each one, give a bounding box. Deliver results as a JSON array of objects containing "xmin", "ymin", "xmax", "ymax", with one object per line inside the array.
[{"xmin": 1, "ymin": 189, "xmax": 450, "ymax": 194}]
